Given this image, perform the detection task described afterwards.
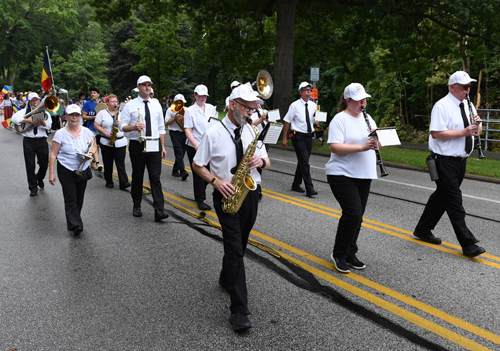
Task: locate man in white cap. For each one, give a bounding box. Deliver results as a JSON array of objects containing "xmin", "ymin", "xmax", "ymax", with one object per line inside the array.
[
  {"xmin": 184, "ymin": 84, "xmax": 217, "ymax": 211},
  {"xmin": 165, "ymin": 93, "xmax": 189, "ymax": 181},
  {"xmin": 192, "ymin": 84, "xmax": 270, "ymax": 332},
  {"xmin": 413, "ymin": 70, "xmax": 485, "ymax": 257},
  {"xmin": 12, "ymin": 92, "xmax": 52, "ymax": 196},
  {"xmin": 120, "ymin": 75, "xmax": 169, "ymax": 222},
  {"xmin": 281, "ymin": 81, "xmax": 318, "ymax": 197}
]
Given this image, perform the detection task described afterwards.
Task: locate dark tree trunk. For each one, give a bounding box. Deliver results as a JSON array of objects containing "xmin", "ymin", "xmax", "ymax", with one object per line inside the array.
[
  {"xmin": 273, "ymin": 0, "xmax": 298, "ymax": 117},
  {"xmin": 7, "ymin": 44, "xmax": 16, "ymax": 86}
]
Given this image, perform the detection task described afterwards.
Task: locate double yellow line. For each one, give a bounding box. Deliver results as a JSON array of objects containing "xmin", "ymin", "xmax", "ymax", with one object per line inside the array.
[{"xmin": 115, "ymin": 164, "xmax": 500, "ymax": 350}]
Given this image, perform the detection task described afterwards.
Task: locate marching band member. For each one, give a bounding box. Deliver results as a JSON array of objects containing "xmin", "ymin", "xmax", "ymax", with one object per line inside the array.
[
  {"xmin": 165, "ymin": 94, "xmax": 189, "ymax": 181},
  {"xmin": 326, "ymin": 83, "xmax": 377, "ymax": 274},
  {"xmin": 192, "ymin": 84, "xmax": 270, "ymax": 331},
  {"xmin": 48, "ymin": 104, "xmax": 96, "ymax": 235},
  {"xmin": 12, "ymin": 92, "xmax": 52, "ymax": 196},
  {"xmin": 120, "ymin": 75, "xmax": 169, "ymax": 222},
  {"xmin": 94, "ymin": 94, "xmax": 130, "ymax": 190},
  {"xmin": 184, "ymin": 84, "xmax": 217, "ymax": 211},
  {"xmin": 82, "ymin": 87, "xmax": 103, "ymax": 172}
]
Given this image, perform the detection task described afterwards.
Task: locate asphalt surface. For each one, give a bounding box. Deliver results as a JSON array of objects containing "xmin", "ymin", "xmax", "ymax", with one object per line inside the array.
[{"xmin": 1, "ymin": 126, "xmax": 499, "ymax": 350}]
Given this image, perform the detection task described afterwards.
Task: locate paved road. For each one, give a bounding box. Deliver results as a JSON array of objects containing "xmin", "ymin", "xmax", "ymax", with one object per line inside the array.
[{"xmin": 1, "ymin": 127, "xmax": 499, "ymax": 350}]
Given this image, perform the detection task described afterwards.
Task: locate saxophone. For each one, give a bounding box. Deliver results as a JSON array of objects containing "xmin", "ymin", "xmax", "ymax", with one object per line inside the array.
[
  {"xmin": 108, "ymin": 109, "xmax": 120, "ymax": 146},
  {"xmin": 222, "ymin": 124, "xmax": 260, "ymax": 215}
]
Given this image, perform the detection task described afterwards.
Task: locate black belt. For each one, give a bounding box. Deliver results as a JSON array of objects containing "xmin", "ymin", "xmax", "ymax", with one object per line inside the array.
[
  {"xmin": 101, "ymin": 135, "xmax": 124, "ymax": 140},
  {"xmin": 433, "ymin": 153, "xmax": 467, "ymax": 161},
  {"xmin": 293, "ymin": 130, "xmax": 313, "ymax": 136}
]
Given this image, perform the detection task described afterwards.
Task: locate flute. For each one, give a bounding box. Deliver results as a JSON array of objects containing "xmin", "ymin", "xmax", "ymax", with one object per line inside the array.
[
  {"xmin": 466, "ymin": 94, "xmax": 485, "ymax": 159},
  {"xmin": 361, "ymin": 107, "xmax": 388, "ymax": 177}
]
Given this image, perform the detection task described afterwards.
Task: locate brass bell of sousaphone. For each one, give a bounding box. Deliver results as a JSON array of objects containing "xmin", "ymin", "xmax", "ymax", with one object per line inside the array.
[{"xmin": 252, "ymin": 70, "xmax": 273, "ymax": 100}]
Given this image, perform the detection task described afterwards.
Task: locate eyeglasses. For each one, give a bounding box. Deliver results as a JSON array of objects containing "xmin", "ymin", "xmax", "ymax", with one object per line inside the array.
[
  {"xmin": 456, "ymin": 84, "xmax": 471, "ymax": 90},
  {"xmin": 301, "ymin": 89, "xmax": 312, "ymax": 92},
  {"xmin": 233, "ymin": 100, "xmax": 257, "ymax": 113}
]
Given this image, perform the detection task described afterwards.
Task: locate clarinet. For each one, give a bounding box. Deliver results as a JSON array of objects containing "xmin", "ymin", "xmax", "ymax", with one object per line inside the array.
[
  {"xmin": 361, "ymin": 107, "xmax": 388, "ymax": 177},
  {"xmin": 466, "ymin": 94, "xmax": 485, "ymax": 159}
]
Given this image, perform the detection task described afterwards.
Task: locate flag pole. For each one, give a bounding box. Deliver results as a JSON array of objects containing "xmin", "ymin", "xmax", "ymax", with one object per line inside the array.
[{"xmin": 46, "ymin": 46, "xmax": 56, "ymax": 94}]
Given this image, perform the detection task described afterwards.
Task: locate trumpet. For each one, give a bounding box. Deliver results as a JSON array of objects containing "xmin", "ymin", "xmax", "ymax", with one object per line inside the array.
[
  {"xmin": 466, "ymin": 94, "xmax": 485, "ymax": 159},
  {"xmin": 362, "ymin": 107, "xmax": 388, "ymax": 177},
  {"xmin": 137, "ymin": 108, "xmax": 147, "ymax": 152},
  {"xmin": 75, "ymin": 137, "xmax": 95, "ymax": 176},
  {"xmin": 170, "ymin": 100, "xmax": 185, "ymax": 131}
]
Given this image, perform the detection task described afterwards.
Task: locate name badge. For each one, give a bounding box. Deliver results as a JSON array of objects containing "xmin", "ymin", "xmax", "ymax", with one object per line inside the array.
[{"xmin": 145, "ymin": 139, "xmax": 159, "ymax": 152}]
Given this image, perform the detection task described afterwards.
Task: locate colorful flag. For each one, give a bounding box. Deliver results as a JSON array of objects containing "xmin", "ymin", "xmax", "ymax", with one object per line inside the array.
[
  {"xmin": 12, "ymin": 105, "xmax": 20, "ymax": 113},
  {"xmin": 1, "ymin": 85, "xmax": 11, "ymax": 95},
  {"xmin": 41, "ymin": 48, "xmax": 52, "ymax": 93},
  {"xmin": 1, "ymin": 118, "xmax": 11, "ymax": 129}
]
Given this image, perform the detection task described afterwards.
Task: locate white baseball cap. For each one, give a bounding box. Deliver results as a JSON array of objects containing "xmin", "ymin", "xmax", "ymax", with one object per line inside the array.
[
  {"xmin": 229, "ymin": 84, "xmax": 263, "ymax": 105},
  {"xmin": 194, "ymin": 84, "xmax": 209, "ymax": 96},
  {"xmin": 173, "ymin": 94, "xmax": 187, "ymax": 103},
  {"xmin": 298, "ymin": 82, "xmax": 312, "ymax": 91},
  {"xmin": 344, "ymin": 83, "xmax": 371, "ymax": 101},
  {"xmin": 448, "ymin": 71, "xmax": 477, "ymax": 85},
  {"xmin": 150, "ymin": 88, "xmax": 154, "ymax": 93},
  {"xmin": 66, "ymin": 104, "xmax": 82, "ymax": 115},
  {"xmin": 28, "ymin": 92, "xmax": 39, "ymax": 101},
  {"xmin": 230, "ymin": 81, "xmax": 241, "ymax": 89},
  {"xmin": 137, "ymin": 75, "xmax": 153, "ymax": 85}
]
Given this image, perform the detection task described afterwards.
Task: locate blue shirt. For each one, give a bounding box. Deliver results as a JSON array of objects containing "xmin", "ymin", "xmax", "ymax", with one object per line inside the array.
[{"xmin": 82, "ymin": 100, "xmax": 98, "ymax": 132}]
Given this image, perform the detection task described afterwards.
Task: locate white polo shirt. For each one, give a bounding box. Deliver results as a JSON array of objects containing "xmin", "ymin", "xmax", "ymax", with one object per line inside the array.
[
  {"xmin": 428, "ymin": 92, "xmax": 476, "ymax": 157},
  {"xmin": 120, "ymin": 96, "xmax": 166, "ymax": 141},
  {"xmin": 183, "ymin": 102, "xmax": 217, "ymax": 147},
  {"xmin": 193, "ymin": 116, "xmax": 268, "ymax": 184},
  {"xmin": 283, "ymin": 98, "xmax": 316, "ymax": 134}
]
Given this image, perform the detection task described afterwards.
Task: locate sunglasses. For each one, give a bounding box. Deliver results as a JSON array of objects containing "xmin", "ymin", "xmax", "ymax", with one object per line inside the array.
[{"xmin": 457, "ymin": 84, "xmax": 471, "ymax": 90}]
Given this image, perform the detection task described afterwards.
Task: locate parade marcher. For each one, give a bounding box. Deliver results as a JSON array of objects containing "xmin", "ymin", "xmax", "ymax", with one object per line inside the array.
[
  {"xmin": 192, "ymin": 84, "xmax": 270, "ymax": 331},
  {"xmin": 120, "ymin": 75, "xmax": 169, "ymax": 222},
  {"xmin": 281, "ymin": 82, "xmax": 318, "ymax": 197},
  {"xmin": 12, "ymin": 92, "xmax": 52, "ymax": 196},
  {"xmin": 184, "ymin": 84, "xmax": 217, "ymax": 211},
  {"xmin": 94, "ymin": 94, "xmax": 130, "ymax": 190},
  {"xmin": 326, "ymin": 83, "xmax": 378, "ymax": 274},
  {"xmin": 48, "ymin": 104, "xmax": 97, "ymax": 236},
  {"xmin": 82, "ymin": 87, "xmax": 103, "ymax": 172},
  {"xmin": 413, "ymin": 71, "xmax": 485, "ymax": 258},
  {"xmin": 165, "ymin": 93, "xmax": 189, "ymax": 181},
  {"xmin": 0, "ymin": 93, "xmax": 14, "ymax": 122}
]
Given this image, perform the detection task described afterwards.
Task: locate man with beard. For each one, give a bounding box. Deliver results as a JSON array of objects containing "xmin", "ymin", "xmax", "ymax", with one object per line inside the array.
[
  {"xmin": 192, "ymin": 84, "xmax": 271, "ymax": 331},
  {"xmin": 12, "ymin": 92, "xmax": 52, "ymax": 196}
]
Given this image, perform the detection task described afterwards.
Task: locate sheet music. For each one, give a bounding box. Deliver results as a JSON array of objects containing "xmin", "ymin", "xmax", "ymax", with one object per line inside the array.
[
  {"xmin": 374, "ymin": 128, "xmax": 401, "ymax": 147},
  {"xmin": 315, "ymin": 111, "xmax": 327, "ymax": 122},
  {"xmin": 267, "ymin": 109, "xmax": 281, "ymax": 122},
  {"xmin": 263, "ymin": 123, "xmax": 283, "ymax": 144}
]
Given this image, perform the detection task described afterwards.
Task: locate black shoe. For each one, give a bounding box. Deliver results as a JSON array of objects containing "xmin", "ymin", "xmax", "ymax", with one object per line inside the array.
[
  {"xmin": 306, "ymin": 190, "xmax": 318, "ymax": 198},
  {"xmin": 155, "ymin": 209, "xmax": 169, "ymax": 222},
  {"xmin": 106, "ymin": 183, "xmax": 114, "ymax": 188},
  {"xmin": 347, "ymin": 256, "xmax": 366, "ymax": 270},
  {"xmin": 413, "ymin": 230, "xmax": 442, "ymax": 245},
  {"xmin": 30, "ymin": 188, "xmax": 37, "ymax": 196},
  {"xmin": 198, "ymin": 202, "xmax": 211, "ymax": 211},
  {"xmin": 331, "ymin": 254, "xmax": 350, "ymax": 274},
  {"xmin": 229, "ymin": 313, "xmax": 252, "ymax": 331},
  {"xmin": 462, "ymin": 244, "xmax": 485, "ymax": 257},
  {"xmin": 291, "ymin": 186, "xmax": 305, "ymax": 193},
  {"xmin": 38, "ymin": 180, "xmax": 44, "ymax": 189},
  {"xmin": 172, "ymin": 172, "xmax": 181, "ymax": 177},
  {"xmin": 133, "ymin": 206, "xmax": 142, "ymax": 217},
  {"xmin": 181, "ymin": 172, "xmax": 189, "ymax": 181},
  {"xmin": 119, "ymin": 182, "xmax": 131, "ymax": 190},
  {"xmin": 73, "ymin": 226, "xmax": 83, "ymax": 236}
]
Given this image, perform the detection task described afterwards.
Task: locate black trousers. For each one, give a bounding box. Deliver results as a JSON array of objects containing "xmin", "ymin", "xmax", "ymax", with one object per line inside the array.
[
  {"xmin": 57, "ymin": 162, "xmax": 87, "ymax": 230},
  {"xmin": 328, "ymin": 175, "xmax": 371, "ymax": 259},
  {"xmin": 169, "ymin": 130, "xmax": 187, "ymax": 175},
  {"xmin": 187, "ymin": 145, "xmax": 209, "ymax": 203},
  {"xmin": 100, "ymin": 144, "xmax": 128, "ymax": 187},
  {"xmin": 415, "ymin": 156, "xmax": 477, "ymax": 247},
  {"xmin": 129, "ymin": 140, "xmax": 164, "ymax": 211},
  {"xmin": 291, "ymin": 133, "xmax": 314, "ymax": 192},
  {"xmin": 23, "ymin": 137, "xmax": 49, "ymax": 190},
  {"xmin": 214, "ymin": 189, "xmax": 259, "ymax": 314}
]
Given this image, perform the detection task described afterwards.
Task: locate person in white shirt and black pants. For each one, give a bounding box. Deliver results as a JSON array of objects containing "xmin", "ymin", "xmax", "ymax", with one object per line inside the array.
[
  {"xmin": 165, "ymin": 93, "xmax": 189, "ymax": 181},
  {"xmin": 12, "ymin": 92, "xmax": 52, "ymax": 196},
  {"xmin": 120, "ymin": 75, "xmax": 169, "ymax": 222},
  {"xmin": 281, "ymin": 82, "xmax": 318, "ymax": 197},
  {"xmin": 192, "ymin": 84, "xmax": 270, "ymax": 332},
  {"xmin": 184, "ymin": 84, "xmax": 217, "ymax": 211}
]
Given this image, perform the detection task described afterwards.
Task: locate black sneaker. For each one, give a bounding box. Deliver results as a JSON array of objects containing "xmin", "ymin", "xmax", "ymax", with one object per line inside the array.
[
  {"xmin": 347, "ymin": 256, "xmax": 366, "ymax": 270},
  {"xmin": 229, "ymin": 313, "xmax": 252, "ymax": 331},
  {"xmin": 331, "ymin": 254, "xmax": 350, "ymax": 274},
  {"xmin": 413, "ymin": 230, "xmax": 442, "ymax": 245}
]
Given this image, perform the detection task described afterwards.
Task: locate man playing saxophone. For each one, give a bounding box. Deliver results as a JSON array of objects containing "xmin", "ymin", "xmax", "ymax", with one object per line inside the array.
[{"xmin": 192, "ymin": 85, "xmax": 270, "ymax": 332}]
